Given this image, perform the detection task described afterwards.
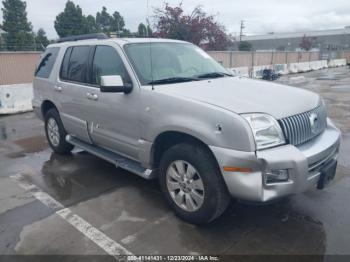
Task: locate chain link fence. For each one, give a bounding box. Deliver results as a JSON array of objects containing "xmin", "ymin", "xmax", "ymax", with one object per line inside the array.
[{"xmin": 0, "ymin": 44, "xmax": 46, "ymax": 52}]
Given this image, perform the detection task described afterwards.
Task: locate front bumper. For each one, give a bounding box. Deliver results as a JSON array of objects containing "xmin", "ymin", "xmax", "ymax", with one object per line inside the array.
[{"xmin": 210, "ymin": 119, "xmax": 341, "ymax": 202}]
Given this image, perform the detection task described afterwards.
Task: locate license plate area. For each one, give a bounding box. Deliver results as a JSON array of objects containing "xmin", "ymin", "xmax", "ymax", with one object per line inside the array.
[{"xmin": 317, "ymin": 160, "xmax": 337, "ymax": 190}]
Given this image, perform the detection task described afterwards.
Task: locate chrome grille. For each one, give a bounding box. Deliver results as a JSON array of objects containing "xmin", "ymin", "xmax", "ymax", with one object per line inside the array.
[{"xmin": 279, "ymin": 105, "xmax": 327, "ymax": 146}]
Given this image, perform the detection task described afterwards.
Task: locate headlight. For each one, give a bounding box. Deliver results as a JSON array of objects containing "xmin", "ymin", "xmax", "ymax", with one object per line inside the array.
[{"xmin": 242, "ymin": 113, "xmax": 285, "ymax": 150}]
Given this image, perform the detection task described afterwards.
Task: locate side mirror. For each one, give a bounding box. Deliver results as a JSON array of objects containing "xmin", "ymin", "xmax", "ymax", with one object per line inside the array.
[{"xmin": 100, "ymin": 75, "xmax": 132, "ymax": 94}]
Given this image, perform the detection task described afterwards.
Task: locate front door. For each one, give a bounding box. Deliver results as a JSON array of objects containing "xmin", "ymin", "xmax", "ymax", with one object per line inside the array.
[{"xmin": 87, "ymin": 44, "xmax": 141, "ymax": 160}]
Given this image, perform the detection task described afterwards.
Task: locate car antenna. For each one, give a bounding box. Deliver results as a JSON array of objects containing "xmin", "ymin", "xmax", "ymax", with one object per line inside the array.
[{"xmin": 147, "ymin": 0, "xmax": 155, "ymax": 90}]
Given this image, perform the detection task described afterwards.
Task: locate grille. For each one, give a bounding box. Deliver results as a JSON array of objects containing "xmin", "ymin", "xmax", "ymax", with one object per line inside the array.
[{"xmin": 279, "ymin": 105, "xmax": 327, "ymax": 146}]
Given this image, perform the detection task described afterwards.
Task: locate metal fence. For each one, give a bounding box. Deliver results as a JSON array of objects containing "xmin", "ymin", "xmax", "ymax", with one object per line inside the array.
[
  {"xmin": 0, "ymin": 44, "xmax": 46, "ymax": 52},
  {"xmin": 207, "ymin": 50, "xmax": 350, "ymax": 68}
]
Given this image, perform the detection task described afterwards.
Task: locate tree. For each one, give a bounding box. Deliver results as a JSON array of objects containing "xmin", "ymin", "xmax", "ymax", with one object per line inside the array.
[
  {"xmin": 54, "ymin": 1, "xmax": 87, "ymax": 37},
  {"xmin": 1, "ymin": 0, "xmax": 34, "ymax": 51},
  {"xmin": 35, "ymin": 28, "xmax": 49, "ymax": 48},
  {"xmin": 95, "ymin": 8, "xmax": 129, "ymax": 37},
  {"xmin": 54, "ymin": 2, "xmax": 131, "ymax": 38},
  {"xmin": 0, "ymin": 25, "xmax": 5, "ymax": 50},
  {"xmin": 138, "ymin": 23, "xmax": 148, "ymax": 37},
  {"xmin": 96, "ymin": 7, "xmax": 112, "ymax": 34},
  {"xmin": 85, "ymin": 15, "xmax": 98, "ymax": 33},
  {"xmin": 137, "ymin": 23, "xmax": 153, "ymax": 37},
  {"xmin": 153, "ymin": 3, "xmax": 233, "ymax": 50},
  {"xmin": 147, "ymin": 25, "xmax": 153, "ymax": 37},
  {"xmin": 238, "ymin": 41, "xmax": 252, "ymax": 51},
  {"xmin": 111, "ymin": 11, "xmax": 125, "ymax": 33},
  {"xmin": 300, "ymin": 34, "xmax": 316, "ymax": 51}
]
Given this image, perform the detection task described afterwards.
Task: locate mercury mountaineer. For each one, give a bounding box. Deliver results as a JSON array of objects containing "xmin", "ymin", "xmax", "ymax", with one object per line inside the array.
[{"xmin": 33, "ymin": 33, "xmax": 341, "ymax": 224}]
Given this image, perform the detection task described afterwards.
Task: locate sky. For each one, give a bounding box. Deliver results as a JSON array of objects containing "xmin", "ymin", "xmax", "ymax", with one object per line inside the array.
[{"xmin": 1, "ymin": 0, "xmax": 350, "ymax": 39}]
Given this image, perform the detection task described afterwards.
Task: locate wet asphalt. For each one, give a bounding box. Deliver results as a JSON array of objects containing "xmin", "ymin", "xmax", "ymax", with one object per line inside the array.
[{"xmin": 0, "ymin": 67, "xmax": 350, "ymax": 259}]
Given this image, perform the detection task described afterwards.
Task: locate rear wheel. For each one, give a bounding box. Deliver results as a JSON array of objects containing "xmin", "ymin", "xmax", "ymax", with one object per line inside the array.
[
  {"xmin": 159, "ymin": 143, "xmax": 230, "ymax": 224},
  {"xmin": 44, "ymin": 109, "xmax": 74, "ymax": 154}
]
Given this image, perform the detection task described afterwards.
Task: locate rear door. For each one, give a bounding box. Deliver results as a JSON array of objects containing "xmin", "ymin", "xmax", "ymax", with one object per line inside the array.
[
  {"xmin": 33, "ymin": 47, "xmax": 60, "ymax": 116},
  {"xmin": 57, "ymin": 45, "xmax": 94, "ymax": 143}
]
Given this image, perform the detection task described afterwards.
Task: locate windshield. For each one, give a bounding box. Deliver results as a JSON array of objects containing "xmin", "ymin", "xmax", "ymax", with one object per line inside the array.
[{"xmin": 124, "ymin": 42, "xmax": 230, "ymax": 85}]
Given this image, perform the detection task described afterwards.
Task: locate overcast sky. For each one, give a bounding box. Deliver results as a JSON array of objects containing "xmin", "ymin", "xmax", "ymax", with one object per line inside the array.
[{"xmin": 1, "ymin": 0, "xmax": 350, "ymax": 39}]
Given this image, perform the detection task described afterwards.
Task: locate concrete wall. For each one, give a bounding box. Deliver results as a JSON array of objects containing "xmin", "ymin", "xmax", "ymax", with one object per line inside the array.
[
  {"xmin": 328, "ymin": 59, "xmax": 347, "ymax": 67},
  {"xmin": 208, "ymin": 50, "xmax": 350, "ymax": 78},
  {"xmin": 208, "ymin": 51, "xmax": 321, "ymax": 68},
  {"xmin": 209, "ymin": 50, "xmax": 350, "ymax": 69},
  {"xmin": 228, "ymin": 67, "xmax": 249, "ymax": 77},
  {"xmin": 229, "ymin": 60, "xmax": 330, "ymax": 77},
  {"xmin": 273, "ymin": 64, "xmax": 289, "ymax": 74},
  {"xmin": 0, "ymin": 52, "xmax": 40, "ymax": 114},
  {"xmin": 343, "ymin": 51, "xmax": 350, "ymax": 64},
  {"xmin": 0, "ymin": 52, "xmax": 41, "ymax": 85},
  {"xmin": 0, "ymin": 83, "xmax": 33, "ymax": 114}
]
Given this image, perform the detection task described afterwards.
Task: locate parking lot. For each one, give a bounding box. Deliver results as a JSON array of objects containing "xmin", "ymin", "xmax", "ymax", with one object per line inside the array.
[{"xmin": 0, "ymin": 67, "xmax": 350, "ymax": 259}]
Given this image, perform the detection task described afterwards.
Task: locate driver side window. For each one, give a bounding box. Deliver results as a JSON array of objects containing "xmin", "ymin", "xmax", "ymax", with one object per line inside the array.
[{"xmin": 92, "ymin": 45, "xmax": 130, "ymax": 85}]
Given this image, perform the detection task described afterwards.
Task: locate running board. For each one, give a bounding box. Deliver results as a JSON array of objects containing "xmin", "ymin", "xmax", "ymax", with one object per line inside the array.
[{"xmin": 66, "ymin": 135, "xmax": 157, "ymax": 180}]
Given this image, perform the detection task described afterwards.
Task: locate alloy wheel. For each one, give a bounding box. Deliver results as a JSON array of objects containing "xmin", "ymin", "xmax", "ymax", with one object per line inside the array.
[{"xmin": 166, "ymin": 160, "xmax": 205, "ymax": 212}]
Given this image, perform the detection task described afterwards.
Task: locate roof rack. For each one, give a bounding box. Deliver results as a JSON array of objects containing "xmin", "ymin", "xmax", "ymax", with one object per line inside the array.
[{"xmin": 57, "ymin": 33, "xmax": 109, "ymax": 43}]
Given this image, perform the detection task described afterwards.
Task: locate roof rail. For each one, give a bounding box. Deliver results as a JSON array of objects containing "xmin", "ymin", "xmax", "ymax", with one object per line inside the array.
[{"xmin": 57, "ymin": 33, "xmax": 109, "ymax": 43}]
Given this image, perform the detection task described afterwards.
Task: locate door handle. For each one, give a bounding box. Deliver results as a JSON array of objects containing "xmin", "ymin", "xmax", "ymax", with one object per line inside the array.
[{"xmin": 54, "ymin": 86, "xmax": 62, "ymax": 92}]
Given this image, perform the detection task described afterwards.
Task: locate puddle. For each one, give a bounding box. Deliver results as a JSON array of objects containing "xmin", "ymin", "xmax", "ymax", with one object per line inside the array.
[
  {"xmin": 13, "ymin": 136, "xmax": 48, "ymax": 154},
  {"xmin": 19, "ymin": 151, "xmax": 151, "ymax": 206}
]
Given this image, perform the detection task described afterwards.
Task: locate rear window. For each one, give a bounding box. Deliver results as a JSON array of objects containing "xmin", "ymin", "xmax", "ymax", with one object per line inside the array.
[
  {"xmin": 60, "ymin": 46, "xmax": 90, "ymax": 83},
  {"xmin": 60, "ymin": 47, "xmax": 72, "ymax": 80},
  {"xmin": 35, "ymin": 47, "xmax": 60, "ymax": 78}
]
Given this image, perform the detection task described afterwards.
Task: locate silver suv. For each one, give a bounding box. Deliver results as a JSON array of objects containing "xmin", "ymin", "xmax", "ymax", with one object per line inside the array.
[{"xmin": 33, "ymin": 34, "xmax": 341, "ymax": 224}]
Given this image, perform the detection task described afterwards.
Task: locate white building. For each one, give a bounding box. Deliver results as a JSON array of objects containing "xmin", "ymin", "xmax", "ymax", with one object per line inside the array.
[{"xmin": 241, "ymin": 27, "xmax": 350, "ymax": 51}]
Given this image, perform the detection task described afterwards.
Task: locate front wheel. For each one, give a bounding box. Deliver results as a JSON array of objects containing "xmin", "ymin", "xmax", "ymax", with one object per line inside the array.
[
  {"xmin": 44, "ymin": 109, "xmax": 74, "ymax": 155},
  {"xmin": 159, "ymin": 143, "xmax": 230, "ymax": 224}
]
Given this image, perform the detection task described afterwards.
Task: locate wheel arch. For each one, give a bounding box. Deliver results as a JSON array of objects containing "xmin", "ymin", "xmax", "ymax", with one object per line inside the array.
[
  {"xmin": 41, "ymin": 100, "xmax": 58, "ymax": 118},
  {"xmin": 151, "ymin": 131, "xmax": 220, "ymax": 171}
]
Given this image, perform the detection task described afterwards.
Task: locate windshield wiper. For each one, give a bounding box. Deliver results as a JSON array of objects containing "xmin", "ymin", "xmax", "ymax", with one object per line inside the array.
[
  {"xmin": 147, "ymin": 77, "xmax": 198, "ymax": 85},
  {"xmin": 196, "ymin": 72, "xmax": 233, "ymax": 79}
]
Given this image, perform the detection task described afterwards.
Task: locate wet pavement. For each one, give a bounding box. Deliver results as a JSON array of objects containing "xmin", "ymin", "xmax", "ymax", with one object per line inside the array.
[{"xmin": 0, "ymin": 67, "xmax": 350, "ymax": 259}]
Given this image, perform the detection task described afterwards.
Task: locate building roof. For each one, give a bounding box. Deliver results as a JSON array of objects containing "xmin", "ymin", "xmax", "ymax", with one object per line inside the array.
[{"xmin": 242, "ymin": 27, "xmax": 350, "ymax": 41}]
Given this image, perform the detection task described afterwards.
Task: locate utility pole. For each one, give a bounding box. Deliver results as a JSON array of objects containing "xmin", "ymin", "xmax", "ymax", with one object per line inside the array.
[{"xmin": 239, "ymin": 20, "xmax": 245, "ymax": 42}]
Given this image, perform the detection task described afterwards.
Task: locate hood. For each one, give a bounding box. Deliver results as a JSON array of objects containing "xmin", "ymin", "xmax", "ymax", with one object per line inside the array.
[{"xmin": 153, "ymin": 77, "xmax": 320, "ymax": 119}]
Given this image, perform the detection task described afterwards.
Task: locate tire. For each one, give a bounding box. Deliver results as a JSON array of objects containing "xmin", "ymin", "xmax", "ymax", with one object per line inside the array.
[
  {"xmin": 44, "ymin": 109, "xmax": 74, "ymax": 155},
  {"xmin": 159, "ymin": 143, "xmax": 230, "ymax": 224}
]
